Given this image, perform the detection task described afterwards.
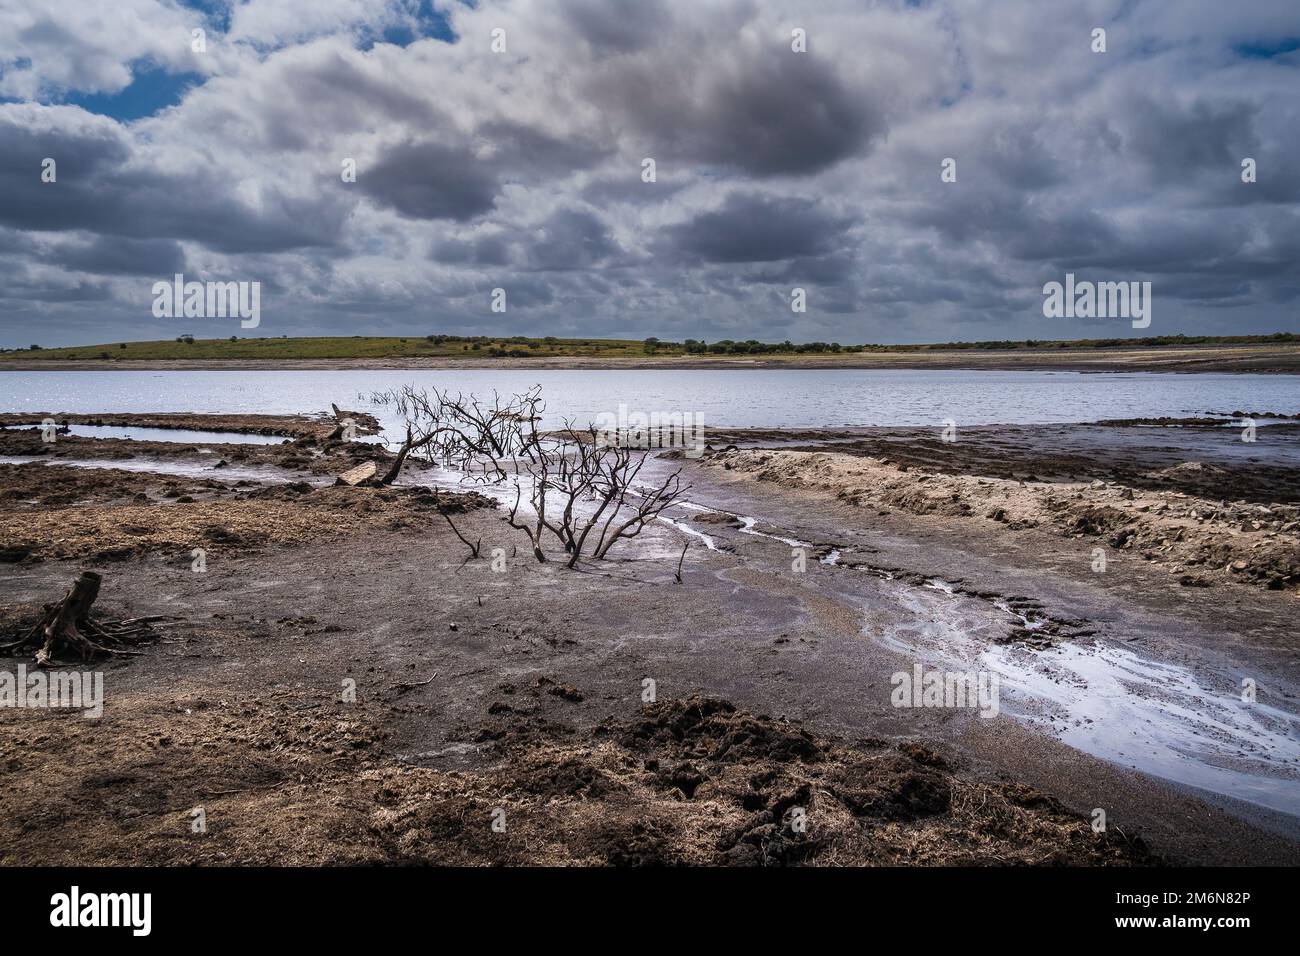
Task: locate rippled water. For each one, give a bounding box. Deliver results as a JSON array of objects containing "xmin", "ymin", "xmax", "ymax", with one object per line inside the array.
[{"xmin": 0, "ymin": 368, "xmax": 1295, "ymax": 429}]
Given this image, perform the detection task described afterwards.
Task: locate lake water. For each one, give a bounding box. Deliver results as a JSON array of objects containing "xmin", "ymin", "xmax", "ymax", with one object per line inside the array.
[
  {"xmin": 0, "ymin": 368, "xmax": 1295, "ymax": 431},
  {"xmin": 0, "ymin": 423, "xmax": 290, "ymax": 444}
]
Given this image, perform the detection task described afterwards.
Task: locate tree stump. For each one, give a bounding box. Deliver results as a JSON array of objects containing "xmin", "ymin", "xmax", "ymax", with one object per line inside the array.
[{"xmin": 1, "ymin": 571, "xmax": 169, "ymax": 667}]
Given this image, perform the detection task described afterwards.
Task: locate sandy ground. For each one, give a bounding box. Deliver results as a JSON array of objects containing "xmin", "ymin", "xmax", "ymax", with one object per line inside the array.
[
  {"xmin": 1, "ymin": 342, "xmax": 1298, "ymax": 373},
  {"xmin": 1, "ymin": 413, "xmax": 1298, "ymax": 866},
  {"xmin": 693, "ymin": 422, "xmax": 1300, "ymax": 595}
]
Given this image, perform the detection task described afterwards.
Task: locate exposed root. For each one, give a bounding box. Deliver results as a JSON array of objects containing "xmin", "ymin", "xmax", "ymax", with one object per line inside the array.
[{"xmin": 0, "ymin": 570, "xmax": 172, "ymax": 667}]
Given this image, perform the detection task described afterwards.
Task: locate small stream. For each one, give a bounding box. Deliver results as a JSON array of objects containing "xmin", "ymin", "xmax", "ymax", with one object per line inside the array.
[{"xmin": 667, "ymin": 494, "xmax": 1300, "ymax": 817}]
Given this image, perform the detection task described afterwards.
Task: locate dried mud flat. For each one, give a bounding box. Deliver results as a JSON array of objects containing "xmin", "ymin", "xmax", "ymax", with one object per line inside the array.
[
  {"xmin": 1, "ymin": 412, "xmax": 1296, "ymax": 866},
  {"xmin": 0, "ymin": 462, "xmax": 490, "ymax": 563}
]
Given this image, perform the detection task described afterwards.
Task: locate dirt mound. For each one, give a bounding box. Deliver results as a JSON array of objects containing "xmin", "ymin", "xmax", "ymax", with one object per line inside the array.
[
  {"xmin": 701, "ymin": 447, "xmax": 1300, "ymax": 593},
  {"xmin": 618, "ymin": 697, "xmax": 822, "ymax": 764},
  {"xmin": 4, "ymin": 686, "xmax": 1143, "ymax": 866},
  {"xmin": 366, "ymin": 696, "xmax": 1156, "ymax": 866}
]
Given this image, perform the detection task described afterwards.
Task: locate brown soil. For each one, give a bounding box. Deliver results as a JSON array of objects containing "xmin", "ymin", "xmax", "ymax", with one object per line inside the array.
[
  {"xmin": 1, "ymin": 416, "xmax": 1295, "ymax": 867},
  {"xmin": 0, "ymin": 422, "xmax": 390, "ymax": 479},
  {"xmin": 0, "ymin": 684, "xmax": 1152, "ymax": 866},
  {"xmin": 0, "ymin": 463, "xmax": 490, "ymax": 564},
  {"xmin": 0, "ymin": 421, "xmax": 1158, "ymax": 866}
]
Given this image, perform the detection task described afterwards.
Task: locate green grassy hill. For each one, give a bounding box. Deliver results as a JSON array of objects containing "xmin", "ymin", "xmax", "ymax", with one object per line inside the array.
[{"xmin": 1, "ymin": 332, "xmax": 1294, "ymax": 362}]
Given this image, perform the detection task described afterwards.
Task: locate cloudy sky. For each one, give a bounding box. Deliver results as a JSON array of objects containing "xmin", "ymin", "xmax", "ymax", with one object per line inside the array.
[{"xmin": 1, "ymin": 0, "xmax": 1297, "ymax": 348}]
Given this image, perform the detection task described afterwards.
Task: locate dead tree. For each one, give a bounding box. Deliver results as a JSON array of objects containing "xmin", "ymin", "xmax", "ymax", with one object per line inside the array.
[
  {"xmin": 502, "ymin": 424, "xmax": 685, "ymax": 567},
  {"xmin": 506, "ymin": 480, "xmax": 550, "ymax": 563},
  {"xmin": 583, "ymin": 448, "xmax": 683, "ymax": 562},
  {"xmin": 370, "ymin": 386, "xmax": 686, "ymax": 567},
  {"xmin": 371, "ymin": 385, "xmax": 543, "ymax": 485},
  {"xmin": 0, "ymin": 571, "xmax": 169, "ymax": 666},
  {"xmin": 371, "ymin": 385, "xmax": 545, "ymax": 559}
]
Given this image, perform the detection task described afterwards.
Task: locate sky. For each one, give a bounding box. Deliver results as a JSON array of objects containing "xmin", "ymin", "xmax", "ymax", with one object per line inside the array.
[{"xmin": 0, "ymin": 0, "xmax": 1297, "ymax": 348}]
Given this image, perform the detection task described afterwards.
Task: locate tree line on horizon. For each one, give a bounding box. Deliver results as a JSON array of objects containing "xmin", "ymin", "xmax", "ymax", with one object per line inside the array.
[{"xmin": 3, "ymin": 331, "xmax": 1294, "ymax": 357}]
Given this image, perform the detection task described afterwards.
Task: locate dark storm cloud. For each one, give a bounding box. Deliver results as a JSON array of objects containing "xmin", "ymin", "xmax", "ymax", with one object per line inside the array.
[
  {"xmin": 0, "ymin": 106, "xmax": 349, "ymax": 252},
  {"xmin": 360, "ymin": 124, "xmax": 603, "ymax": 223},
  {"xmin": 255, "ymin": 49, "xmax": 443, "ymax": 152},
  {"xmin": 558, "ymin": 0, "xmax": 668, "ymax": 55},
  {"xmin": 52, "ymin": 235, "xmax": 186, "ymax": 275},
  {"xmin": 0, "ymin": 275, "xmax": 110, "ymax": 303},
  {"xmin": 527, "ymin": 209, "xmax": 619, "ymax": 271},
  {"xmin": 1118, "ymin": 95, "xmax": 1260, "ymax": 178},
  {"xmin": 754, "ymin": 253, "xmax": 858, "ymax": 287},
  {"xmin": 585, "ymin": 35, "xmax": 880, "ymax": 177},
  {"xmin": 430, "ymin": 232, "xmax": 514, "ymax": 267},
  {"xmin": 359, "ymin": 140, "xmax": 501, "ymax": 222},
  {"xmin": 1002, "ymin": 207, "xmax": 1116, "ymax": 262},
  {"xmin": 477, "ymin": 119, "xmax": 612, "ymax": 183},
  {"xmin": 493, "ymin": 276, "xmax": 554, "ymax": 308},
  {"xmin": 0, "ymin": 107, "xmax": 130, "ymax": 233},
  {"xmin": 665, "ymin": 193, "xmax": 852, "ymax": 263}
]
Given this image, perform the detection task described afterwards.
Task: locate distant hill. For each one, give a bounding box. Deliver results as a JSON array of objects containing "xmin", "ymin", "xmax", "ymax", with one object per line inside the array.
[{"xmin": 2, "ymin": 332, "xmax": 1295, "ymax": 362}]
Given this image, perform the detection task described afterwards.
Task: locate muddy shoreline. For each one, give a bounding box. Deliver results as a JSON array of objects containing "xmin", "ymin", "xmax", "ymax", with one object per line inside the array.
[{"xmin": 2, "ymin": 411, "xmax": 1298, "ymax": 865}]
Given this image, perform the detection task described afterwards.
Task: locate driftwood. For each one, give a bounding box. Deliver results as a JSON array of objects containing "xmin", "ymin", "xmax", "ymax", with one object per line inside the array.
[
  {"xmin": 0, "ymin": 571, "xmax": 170, "ymax": 666},
  {"xmin": 335, "ymin": 461, "xmax": 378, "ymax": 486}
]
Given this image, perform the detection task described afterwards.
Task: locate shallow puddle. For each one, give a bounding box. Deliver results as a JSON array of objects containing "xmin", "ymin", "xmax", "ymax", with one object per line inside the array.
[
  {"xmin": 2, "ymin": 423, "xmax": 292, "ymax": 445},
  {"xmin": 873, "ymin": 582, "xmax": 1300, "ymax": 817},
  {"xmin": 0, "ymin": 454, "xmax": 326, "ymax": 485}
]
